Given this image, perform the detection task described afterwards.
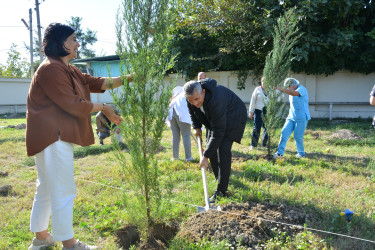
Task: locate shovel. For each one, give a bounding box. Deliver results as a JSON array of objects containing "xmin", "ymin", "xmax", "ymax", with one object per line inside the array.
[{"xmin": 196, "ymin": 135, "xmax": 221, "ymax": 212}]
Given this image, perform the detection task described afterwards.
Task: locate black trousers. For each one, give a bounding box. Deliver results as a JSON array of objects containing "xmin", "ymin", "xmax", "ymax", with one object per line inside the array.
[
  {"xmin": 251, "ymin": 107, "xmax": 268, "ymax": 147},
  {"xmin": 206, "ymin": 130, "xmax": 234, "ymax": 193}
]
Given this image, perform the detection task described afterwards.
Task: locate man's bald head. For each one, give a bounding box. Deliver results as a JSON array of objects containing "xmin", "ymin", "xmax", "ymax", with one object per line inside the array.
[{"xmin": 198, "ymin": 72, "xmax": 206, "ymax": 80}]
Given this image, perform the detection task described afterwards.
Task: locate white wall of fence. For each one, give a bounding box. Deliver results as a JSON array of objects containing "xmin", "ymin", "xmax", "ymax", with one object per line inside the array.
[{"xmin": 1, "ymin": 70, "xmax": 375, "ymax": 119}]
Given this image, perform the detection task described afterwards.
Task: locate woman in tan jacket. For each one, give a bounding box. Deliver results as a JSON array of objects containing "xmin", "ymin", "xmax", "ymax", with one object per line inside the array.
[{"xmin": 26, "ymin": 23, "xmax": 131, "ymax": 250}]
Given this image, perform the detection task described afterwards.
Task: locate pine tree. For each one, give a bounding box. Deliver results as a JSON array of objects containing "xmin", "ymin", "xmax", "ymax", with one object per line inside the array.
[
  {"xmin": 113, "ymin": 0, "xmax": 176, "ymax": 241},
  {"xmin": 262, "ymin": 8, "xmax": 301, "ymax": 156}
]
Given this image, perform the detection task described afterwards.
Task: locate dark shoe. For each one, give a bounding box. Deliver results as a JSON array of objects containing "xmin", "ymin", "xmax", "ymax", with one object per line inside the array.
[
  {"xmin": 209, "ymin": 190, "xmax": 227, "ymax": 203},
  {"xmin": 119, "ymin": 142, "xmax": 128, "ymax": 149}
]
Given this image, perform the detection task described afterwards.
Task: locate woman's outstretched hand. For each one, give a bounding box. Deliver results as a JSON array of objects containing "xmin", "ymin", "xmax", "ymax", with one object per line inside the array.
[{"xmin": 102, "ymin": 104, "xmax": 124, "ymax": 125}]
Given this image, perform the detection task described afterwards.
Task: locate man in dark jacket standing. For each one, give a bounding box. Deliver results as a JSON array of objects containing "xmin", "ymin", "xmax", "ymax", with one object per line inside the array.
[{"xmin": 183, "ymin": 78, "xmax": 247, "ymax": 202}]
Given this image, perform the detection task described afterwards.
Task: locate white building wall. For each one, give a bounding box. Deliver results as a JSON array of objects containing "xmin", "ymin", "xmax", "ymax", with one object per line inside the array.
[
  {"xmin": 1, "ymin": 71, "xmax": 375, "ymax": 119},
  {"xmin": 0, "ymin": 78, "xmax": 30, "ymax": 114}
]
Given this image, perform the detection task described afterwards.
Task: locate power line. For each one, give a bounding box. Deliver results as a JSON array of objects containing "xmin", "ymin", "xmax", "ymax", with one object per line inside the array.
[{"xmin": 0, "ymin": 26, "xmax": 25, "ymax": 28}]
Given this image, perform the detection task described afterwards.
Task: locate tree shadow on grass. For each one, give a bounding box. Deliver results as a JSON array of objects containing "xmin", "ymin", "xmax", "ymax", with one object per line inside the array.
[
  {"xmin": 232, "ymin": 150, "xmax": 256, "ymax": 162},
  {"xmin": 326, "ymin": 138, "xmax": 375, "ymax": 147},
  {"xmin": 305, "ymin": 152, "xmax": 371, "ymax": 168},
  {"xmin": 231, "ymin": 165, "xmax": 306, "ymax": 191},
  {"xmin": 74, "ymin": 144, "xmax": 130, "ymax": 158},
  {"xmin": 285, "ymin": 152, "xmax": 374, "ymax": 178}
]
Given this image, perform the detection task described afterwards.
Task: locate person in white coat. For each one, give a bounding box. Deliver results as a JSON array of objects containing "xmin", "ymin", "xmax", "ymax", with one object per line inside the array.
[
  {"xmin": 249, "ymin": 77, "xmax": 268, "ymax": 150},
  {"xmin": 167, "ymin": 86, "xmax": 194, "ymax": 161}
]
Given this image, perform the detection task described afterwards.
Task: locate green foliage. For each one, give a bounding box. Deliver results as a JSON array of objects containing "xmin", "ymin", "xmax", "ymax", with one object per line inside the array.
[
  {"xmin": 170, "ymin": 0, "xmax": 275, "ymax": 85},
  {"xmin": 66, "ymin": 17, "xmax": 98, "ymax": 58},
  {"xmin": 262, "ymin": 8, "xmax": 301, "ymax": 156},
  {"xmin": 114, "ymin": 0, "xmax": 177, "ymax": 241},
  {"xmin": 169, "ymin": 0, "xmax": 375, "ymax": 89},
  {"xmin": 292, "ymin": 0, "xmax": 375, "ymax": 75},
  {"xmin": 0, "ymin": 43, "xmax": 30, "ymax": 78}
]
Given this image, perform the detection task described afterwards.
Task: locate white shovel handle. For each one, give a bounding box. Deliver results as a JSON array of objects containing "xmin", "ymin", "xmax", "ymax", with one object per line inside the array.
[{"xmin": 197, "ymin": 135, "xmax": 210, "ymax": 210}]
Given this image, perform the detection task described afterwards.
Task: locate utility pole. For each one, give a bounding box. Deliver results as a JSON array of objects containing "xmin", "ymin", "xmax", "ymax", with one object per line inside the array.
[
  {"xmin": 21, "ymin": 8, "xmax": 34, "ymax": 77},
  {"xmin": 35, "ymin": 0, "xmax": 43, "ymax": 61}
]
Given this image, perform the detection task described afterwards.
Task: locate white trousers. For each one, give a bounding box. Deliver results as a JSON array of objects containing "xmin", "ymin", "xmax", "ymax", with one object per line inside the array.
[{"xmin": 30, "ymin": 139, "xmax": 76, "ymax": 241}]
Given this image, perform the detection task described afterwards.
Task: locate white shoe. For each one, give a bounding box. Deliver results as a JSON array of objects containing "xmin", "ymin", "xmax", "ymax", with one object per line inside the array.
[
  {"xmin": 273, "ymin": 153, "xmax": 283, "ymax": 159},
  {"xmin": 185, "ymin": 157, "xmax": 194, "ymax": 162},
  {"xmin": 295, "ymin": 153, "xmax": 305, "ymax": 158},
  {"xmin": 28, "ymin": 233, "xmax": 55, "ymax": 249},
  {"xmin": 249, "ymin": 146, "xmax": 256, "ymax": 151},
  {"xmin": 62, "ymin": 240, "xmax": 99, "ymax": 250}
]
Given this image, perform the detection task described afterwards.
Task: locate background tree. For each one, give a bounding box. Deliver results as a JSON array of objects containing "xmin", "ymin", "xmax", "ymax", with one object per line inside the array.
[
  {"xmin": 169, "ymin": 0, "xmax": 375, "ymax": 89},
  {"xmin": 262, "ymin": 8, "xmax": 301, "ymax": 156},
  {"xmin": 170, "ymin": 0, "xmax": 276, "ymax": 87},
  {"xmin": 292, "ymin": 0, "xmax": 375, "ymax": 75},
  {"xmin": 0, "ymin": 43, "xmax": 30, "ymax": 78},
  {"xmin": 113, "ymin": 0, "xmax": 176, "ymax": 242},
  {"xmin": 66, "ymin": 17, "xmax": 98, "ymax": 58}
]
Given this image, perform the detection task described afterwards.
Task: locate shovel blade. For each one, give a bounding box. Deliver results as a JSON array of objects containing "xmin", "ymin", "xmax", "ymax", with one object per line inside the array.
[
  {"xmin": 197, "ymin": 206, "xmax": 207, "ymax": 213},
  {"xmin": 197, "ymin": 205, "xmax": 221, "ymax": 213},
  {"xmin": 211, "ymin": 205, "xmax": 221, "ymax": 211}
]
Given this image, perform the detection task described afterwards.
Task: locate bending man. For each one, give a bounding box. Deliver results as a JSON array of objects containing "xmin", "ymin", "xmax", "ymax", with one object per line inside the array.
[{"xmin": 183, "ymin": 78, "xmax": 247, "ymax": 202}]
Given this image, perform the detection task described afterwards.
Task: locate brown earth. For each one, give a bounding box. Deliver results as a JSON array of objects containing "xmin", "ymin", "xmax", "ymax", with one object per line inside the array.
[
  {"xmin": 178, "ymin": 202, "xmax": 309, "ymax": 249},
  {"xmin": 328, "ymin": 129, "xmax": 363, "ymax": 140},
  {"xmin": 116, "ymin": 202, "xmax": 310, "ymax": 249}
]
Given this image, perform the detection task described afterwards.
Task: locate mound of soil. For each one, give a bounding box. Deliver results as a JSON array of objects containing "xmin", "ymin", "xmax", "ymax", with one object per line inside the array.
[
  {"xmin": 178, "ymin": 202, "xmax": 310, "ymax": 249},
  {"xmin": 115, "ymin": 202, "xmax": 311, "ymax": 249},
  {"xmin": 329, "ymin": 129, "xmax": 363, "ymax": 140}
]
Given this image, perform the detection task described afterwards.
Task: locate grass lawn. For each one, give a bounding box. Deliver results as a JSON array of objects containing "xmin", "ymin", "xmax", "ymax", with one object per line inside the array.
[{"xmin": 1, "ymin": 114, "xmax": 374, "ymax": 249}]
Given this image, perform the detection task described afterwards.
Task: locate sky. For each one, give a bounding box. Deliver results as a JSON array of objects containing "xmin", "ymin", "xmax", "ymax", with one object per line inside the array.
[{"xmin": 0, "ymin": 0, "xmax": 122, "ymax": 65}]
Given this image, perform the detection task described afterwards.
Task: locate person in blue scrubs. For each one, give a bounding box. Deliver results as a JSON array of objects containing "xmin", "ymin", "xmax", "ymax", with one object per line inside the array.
[{"xmin": 273, "ymin": 78, "xmax": 311, "ymax": 158}]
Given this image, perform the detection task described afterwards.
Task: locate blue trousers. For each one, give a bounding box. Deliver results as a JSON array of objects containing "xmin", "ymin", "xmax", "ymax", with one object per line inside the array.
[
  {"xmin": 277, "ymin": 118, "xmax": 308, "ymax": 156},
  {"xmin": 251, "ymin": 108, "xmax": 268, "ymax": 147}
]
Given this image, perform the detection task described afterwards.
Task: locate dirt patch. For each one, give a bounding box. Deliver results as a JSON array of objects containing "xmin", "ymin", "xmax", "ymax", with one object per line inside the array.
[
  {"xmin": 329, "ymin": 129, "xmax": 363, "ymax": 140},
  {"xmin": 0, "ymin": 171, "xmax": 8, "ymax": 177},
  {"xmin": 0, "ymin": 184, "xmax": 12, "ymax": 196},
  {"xmin": 116, "ymin": 222, "xmax": 179, "ymax": 249},
  {"xmin": 116, "ymin": 225, "xmax": 140, "ymax": 249},
  {"xmin": 232, "ymin": 154, "xmax": 253, "ymax": 162},
  {"xmin": 4, "ymin": 123, "xmax": 26, "ymax": 129},
  {"xmin": 178, "ymin": 202, "xmax": 310, "ymax": 249},
  {"xmin": 305, "ymin": 129, "xmax": 327, "ymax": 139}
]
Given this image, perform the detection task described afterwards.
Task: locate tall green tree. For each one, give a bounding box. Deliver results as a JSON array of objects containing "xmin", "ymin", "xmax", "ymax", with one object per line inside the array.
[
  {"xmin": 114, "ymin": 0, "xmax": 176, "ymax": 241},
  {"xmin": 0, "ymin": 43, "xmax": 30, "ymax": 78},
  {"xmin": 66, "ymin": 17, "xmax": 97, "ymax": 58},
  {"xmin": 262, "ymin": 8, "xmax": 301, "ymax": 156}
]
